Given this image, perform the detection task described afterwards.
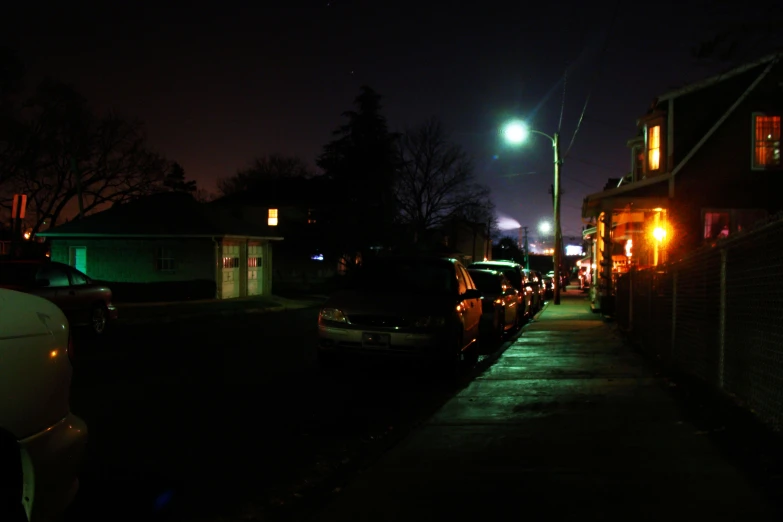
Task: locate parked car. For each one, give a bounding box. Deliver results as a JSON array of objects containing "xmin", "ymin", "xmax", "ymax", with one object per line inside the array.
[
  {"xmin": 467, "ymin": 268, "xmax": 519, "ymax": 342},
  {"xmin": 528, "ymin": 270, "xmax": 546, "ymax": 306},
  {"xmin": 0, "ymin": 259, "xmax": 117, "ymax": 335},
  {"xmin": 468, "ymin": 260, "xmax": 532, "ymax": 321},
  {"xmin": 0, "ymin": 288, "xmax": 88, "ymax": 521},
  {"xmin": 317, "ymin": 256, "xmax": 482, "ymax": 371}
]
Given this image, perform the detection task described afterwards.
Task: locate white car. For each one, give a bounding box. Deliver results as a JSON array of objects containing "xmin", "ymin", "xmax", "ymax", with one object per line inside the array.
[{"xmin": 0, "ymin": 288, "xmax": 87, "ymax": 521}]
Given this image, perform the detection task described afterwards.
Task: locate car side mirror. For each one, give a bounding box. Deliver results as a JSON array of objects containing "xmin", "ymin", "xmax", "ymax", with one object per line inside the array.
[
  {"xmin": 461, "ymin": 289, "xmax": 482, "ymax": 300},
  {"xmin": 36, "ymin": 278, "xmax": 50, "ymax": 287}
]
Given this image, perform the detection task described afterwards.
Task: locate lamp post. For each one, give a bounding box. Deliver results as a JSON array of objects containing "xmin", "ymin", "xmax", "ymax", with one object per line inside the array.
[{"xmin": 503, "ymin": 121, "xmax": 563, "ymax": 305}]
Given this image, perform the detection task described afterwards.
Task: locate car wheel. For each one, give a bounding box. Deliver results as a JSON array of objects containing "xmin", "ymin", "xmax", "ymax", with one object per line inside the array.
[
  {"xmin": 0, "ymin": 434, "xmax": 26, "ymax": 522},
  {"xmin": 463, "ymin": 337, "xmax": 479, "ymax": 367},
  {"xmin": 91, "ymin": 305, "xmax": 108, "ymax": 335}
]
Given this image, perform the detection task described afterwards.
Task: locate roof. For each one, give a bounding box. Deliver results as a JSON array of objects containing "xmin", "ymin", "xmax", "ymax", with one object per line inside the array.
[
  {"xmin": 658, "ymin": 52, "xmax": 782, "ymax": 102},
  {"xmin": 37, "ymin": 192, "xmax": 284, "ymax": 239}
]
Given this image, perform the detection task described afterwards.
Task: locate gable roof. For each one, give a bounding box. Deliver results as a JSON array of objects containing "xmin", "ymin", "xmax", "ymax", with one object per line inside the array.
[
  {"xmin": 658, "ymin": 52, "xmax": 782, "ymax": 102},
  {"xmin": 582, "ymin": 52, "xmax": 783, "ymax": 213},
  {"xmin": 37, "ymin": 191, "xmax": 283, "ymax": 239}
]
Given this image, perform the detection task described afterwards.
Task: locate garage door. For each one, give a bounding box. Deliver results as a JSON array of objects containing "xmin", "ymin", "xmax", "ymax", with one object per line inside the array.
[
  {"xmin": 221, "ymin": 244, "xmax": 240, "ymax": 299},
  {"xmin": 247, "ymin": 245, "xmax": 263, "ymax": 296}
]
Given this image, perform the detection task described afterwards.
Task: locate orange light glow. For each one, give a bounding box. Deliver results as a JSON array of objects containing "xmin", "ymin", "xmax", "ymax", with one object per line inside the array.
[
  {"xmin": 754, "ymin": 115, "xmax": 781, "ymax": 167},
  {"xmin": 50, "ymin": 349, "xmax": 58, "ymax": 358},
  {"xmin": 647, "ymin": 125, "xmax": 661, "ymax": 171},
  {"xmin": 653, "ymin": 227, "xmax": 667, "ymax": 242},
  {"xmin": 625, "ymin": 239, "xmax": 633, "ymax": 257}
]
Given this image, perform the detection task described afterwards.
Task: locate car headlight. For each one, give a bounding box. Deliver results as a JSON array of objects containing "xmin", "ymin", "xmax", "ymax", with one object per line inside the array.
[
  {"xmin": 319, "ymin": 308, "xmax": 348, "ymax": 323},
  {"xmin": 412, "ymin": 316, "xmax": 446, "ymax": 328}
]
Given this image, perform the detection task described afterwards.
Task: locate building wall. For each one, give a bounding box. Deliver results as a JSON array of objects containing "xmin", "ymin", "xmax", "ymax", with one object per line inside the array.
[
  {"xmin": 50, "ymin": 238, "xmax": 215, "ymax": 283},
  {"xmin": 671, "ymin": 61, "xmax": 783, "ymax": 254}
]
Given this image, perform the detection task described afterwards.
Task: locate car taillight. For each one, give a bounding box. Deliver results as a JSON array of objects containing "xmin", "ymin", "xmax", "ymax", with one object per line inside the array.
[{"xmin": 67, "ymin": 331, "xmax": 75, "ymax": 363}]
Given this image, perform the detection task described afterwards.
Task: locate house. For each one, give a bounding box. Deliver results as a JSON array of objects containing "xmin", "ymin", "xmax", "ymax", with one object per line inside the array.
[
  {"xmin": 36, "ymin": 192, "xmax": 283, "ymax": 299},
  {"xmin": 582, "ymin": 52, "xmax": 783, "ymax": 313},
  {"xmin": 210, "ymin": 176, "xmax": 336, "ymax": 293}
]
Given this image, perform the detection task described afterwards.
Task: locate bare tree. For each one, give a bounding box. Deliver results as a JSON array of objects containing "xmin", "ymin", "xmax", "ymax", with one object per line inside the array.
[
  {"xmin": 0, "ymin": 80, "xmax": 168, "ymax": 234},
  {"xmin": 395, "ymin": 117, "xmax": 495, "ymax": 240},
  {"xmin": 218, "ymin": 153, "xmax": 313, "ymax": 196}
]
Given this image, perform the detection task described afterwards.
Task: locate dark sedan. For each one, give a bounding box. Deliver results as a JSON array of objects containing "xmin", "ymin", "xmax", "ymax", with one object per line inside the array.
[{"xmin": 0, "ymin": 259, "xmax": 118, "ymax": 334}]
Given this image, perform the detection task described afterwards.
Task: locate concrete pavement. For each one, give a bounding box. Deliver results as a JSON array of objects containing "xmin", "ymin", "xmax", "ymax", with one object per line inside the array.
[{"xmin": 310, "ymin": 291, "xmax": 780, "ymax": 521}]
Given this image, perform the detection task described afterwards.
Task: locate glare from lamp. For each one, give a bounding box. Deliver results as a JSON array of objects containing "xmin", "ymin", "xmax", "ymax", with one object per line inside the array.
[{"xmin": 653, "ymin": 227, "xmax": 667, "ymax": 242}]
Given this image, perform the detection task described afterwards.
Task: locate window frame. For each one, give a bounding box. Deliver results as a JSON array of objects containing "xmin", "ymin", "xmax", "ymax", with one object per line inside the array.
[
  {"xmin": 156, "ymin": 247, "xmax": 176, "ymax": 272},
  {"xmin": 751, "ymin": 112, "xmax": 782, "ymax": 171},
  {"xmin": 702, "ymin": 208, "xmax": 732, "ymax": 240},
  {"xmin": 646, "ymin": 124, "xmax": 662, "ymax": 173}
]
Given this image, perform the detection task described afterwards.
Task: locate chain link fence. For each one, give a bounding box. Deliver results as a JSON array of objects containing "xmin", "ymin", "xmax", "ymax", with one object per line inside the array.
[{"xmin": 617, "ymin": 213, "xmax": 783, "ymax": 431}]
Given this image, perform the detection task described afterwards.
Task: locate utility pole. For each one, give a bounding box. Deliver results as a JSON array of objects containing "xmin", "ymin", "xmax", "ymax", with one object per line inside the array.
[
  {"xmin": 522, "ymin": 226, "xmax": 530, "ymax": 270},
  {"xmin": 553, "ymin": 132, "xmax": 562, "ymax": 305}
]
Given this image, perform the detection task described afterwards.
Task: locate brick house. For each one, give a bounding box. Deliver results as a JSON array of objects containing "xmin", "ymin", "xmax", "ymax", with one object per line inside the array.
[
  {"xmin": 36, "ymin": 192, "xmax": 283, "ymax": 299},
  {"xmin": 582, "ymin": 52, "xmax": 783, "ymax": 313}
]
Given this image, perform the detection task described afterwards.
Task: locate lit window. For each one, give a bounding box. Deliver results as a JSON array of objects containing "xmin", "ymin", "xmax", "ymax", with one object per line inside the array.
[
  {"xmin": 222, "ymin": 257, "xmax": 240, "ymax": 268},
  {"xmin": 647, "ymin": 125, "xmax": 661, "ymax": 171},
  {"xmin": 156, "ymin": 248, "xmax": 175, "ymax": 271},
  {"xmin": 753, "ymin": 115, "xmax": 781, "ymax": 169},
  {"xmin": 248, "ymin": 257, "xmax": 261, "ymax": 268},
  {"xmin": 704, "ymin": 211, "xmax": 730, "ymax": 240},
  {"xmin": 268, "ymin": 208, "xmax": 278, "ymax": 226}
]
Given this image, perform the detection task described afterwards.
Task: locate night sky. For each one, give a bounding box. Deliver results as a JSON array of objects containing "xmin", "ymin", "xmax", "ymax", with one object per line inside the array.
[{"xmin": 4, "ymin": 2, "xmax": 775, "ymax": 238}]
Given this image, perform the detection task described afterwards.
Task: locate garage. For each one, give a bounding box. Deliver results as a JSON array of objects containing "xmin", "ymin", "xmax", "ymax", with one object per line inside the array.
[
  {"xmin": 221, "ymin": 244, "xmax": 240, "ymax": 299},
  {"xmin": 247, "ymin": 244, "xmax": 263, "ymax": 296}
]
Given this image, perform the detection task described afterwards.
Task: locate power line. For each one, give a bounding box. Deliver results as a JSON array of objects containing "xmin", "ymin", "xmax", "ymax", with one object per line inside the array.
[
  {"xmin": 563, "ymin": 0, "xmax": 622, "ymax": 160},
  {"xmin": 557, "ymin": 66, "xmax": 567, "ymax": 134}
]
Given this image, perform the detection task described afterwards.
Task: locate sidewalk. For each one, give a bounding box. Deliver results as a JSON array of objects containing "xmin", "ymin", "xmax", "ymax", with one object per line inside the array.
[
  {"xmin": 113, "ymin": 294, "xmax": 327, "ymax": 326},
  {"xmin": 310, "ymin": 291, "xmax": 779, "ymax": 521}
]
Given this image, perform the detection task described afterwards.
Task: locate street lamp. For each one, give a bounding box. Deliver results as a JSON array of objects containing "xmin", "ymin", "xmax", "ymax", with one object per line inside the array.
[
  {"xmin": 538, "ymin": 221, "xmax": 552, "ymax": 234},
  {"xmin": 502, "ymin": 120, "xmax": 563, "ymax": 305}
]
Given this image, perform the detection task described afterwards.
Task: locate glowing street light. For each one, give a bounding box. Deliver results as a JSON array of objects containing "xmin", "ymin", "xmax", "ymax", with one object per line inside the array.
[
  {"xmin": 502, "ymin": 119, "xmax": 563, "ymax": 305},
  {"xmin": 502, "ymin": 120, "xmax": 530, "ymax": 144},
  {"xmin": 538, "ymin": 221, "xmax": 552, "ymax": 234},
  {"xmin": 653, "ymin": 227, "xmax": 667, "ymax": 242}
]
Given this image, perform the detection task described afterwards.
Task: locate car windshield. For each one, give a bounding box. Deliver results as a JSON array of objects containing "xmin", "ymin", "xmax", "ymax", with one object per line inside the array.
[
  {"xmin": 468, "ymin": 271, "xmax": 502, "ymax": 293},
  {"xmin": 0, "ymin": 262, "xmax": 40, "ymax": 286},
  {"xmin": 473, "ymin": 264, "xmax": 519, "ymax": 287},
  {"xmin": 348, "ymin": 259, "xmax": 455, "ymax": 294}
]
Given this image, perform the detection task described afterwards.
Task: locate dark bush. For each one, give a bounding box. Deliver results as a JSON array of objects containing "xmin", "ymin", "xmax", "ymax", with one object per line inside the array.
[{"xmin": 95, "ymin": 279, "xmax": 216, "ymax": 303}]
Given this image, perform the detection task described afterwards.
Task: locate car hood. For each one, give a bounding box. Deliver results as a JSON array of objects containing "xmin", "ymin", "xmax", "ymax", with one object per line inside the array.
[
  {"xmin": 0, "ymin": 289, "xmax": 72, "ymax": 439},
  {"xmin": 324, "ymin": 289, "xmax": 456, "ymax": 316}
]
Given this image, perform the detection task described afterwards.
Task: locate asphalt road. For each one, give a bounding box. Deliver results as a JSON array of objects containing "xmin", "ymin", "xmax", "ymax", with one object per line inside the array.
[{"xmin": 64, "ymin": 306, "xmax": 516, "ymax": 521}]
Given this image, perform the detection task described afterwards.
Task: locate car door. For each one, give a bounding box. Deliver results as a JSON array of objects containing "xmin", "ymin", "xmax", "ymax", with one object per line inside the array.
[
  {"xmin": 458, "ymin": 264, "xmax": 482, "ymax": 342},
  {"xmin": 39, "ymin": 264, "xmax": 79, "ymax": 324},
  {"xmin": 63, "ymin": 265, "xmax": 93, "ymax": 326},
  {"xmin": 501, "ymin": 275, "xmax": 518, "ymax": 325}
]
